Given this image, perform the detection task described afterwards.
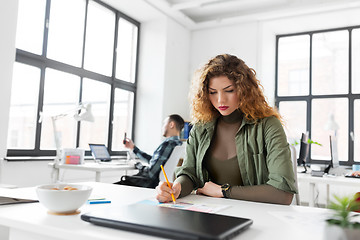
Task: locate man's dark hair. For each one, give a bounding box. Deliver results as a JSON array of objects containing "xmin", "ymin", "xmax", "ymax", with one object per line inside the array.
[{"xmin": 169, "ymin": 114, "xmax": 185, "ymax": 132}]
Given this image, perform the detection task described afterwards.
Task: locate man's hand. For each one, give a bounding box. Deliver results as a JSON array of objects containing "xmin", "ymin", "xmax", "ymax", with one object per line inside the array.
[
  {"xmin": 123, "ymin": 138, "xmax": 135, "ymax": 150},
  {"xmin": 196, "ymin": 181, "xmax": 223, "ymax": 198}
]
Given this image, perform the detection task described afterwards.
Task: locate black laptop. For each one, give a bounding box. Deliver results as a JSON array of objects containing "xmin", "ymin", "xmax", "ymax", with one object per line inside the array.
[{"xmin": 81, "ymin": 203, "xmax": 253, "ymax": 240}]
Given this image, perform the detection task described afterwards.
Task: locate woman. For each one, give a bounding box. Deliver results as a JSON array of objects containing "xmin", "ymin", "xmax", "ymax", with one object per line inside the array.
[{"xmin": 156, "ymin": 54, "xmax": 297, "ymax": 205}]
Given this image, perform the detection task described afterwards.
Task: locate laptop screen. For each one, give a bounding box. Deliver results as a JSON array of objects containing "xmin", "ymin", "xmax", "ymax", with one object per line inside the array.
[{"xmin": 89, "ymin": 144, "xmax": 111, "ymax": 161}]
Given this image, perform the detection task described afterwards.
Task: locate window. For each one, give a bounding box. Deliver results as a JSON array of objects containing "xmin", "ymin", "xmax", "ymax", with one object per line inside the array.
[
  {"xmin": 7, "ymin": 0, "xmax": 139, "ymax": 157},
  {"xmin": 276, "ymin": 26, "xmax": 360, "ymax": 165}
]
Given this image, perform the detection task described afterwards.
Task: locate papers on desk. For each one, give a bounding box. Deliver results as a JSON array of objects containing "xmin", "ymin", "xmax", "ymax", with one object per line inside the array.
[
  {"xmin": 138, "ymin": 199, "xmax": 230, "ymax": 213},
  {"xmin": 269, "ymin": 210, "xmax": 331, "ymax": 238}
]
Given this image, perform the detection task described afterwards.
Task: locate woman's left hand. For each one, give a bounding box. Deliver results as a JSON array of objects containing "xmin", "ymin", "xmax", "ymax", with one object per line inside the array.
[{"xmin": 196, "ymin": 181, "xmax": 223, "ymax": 198}]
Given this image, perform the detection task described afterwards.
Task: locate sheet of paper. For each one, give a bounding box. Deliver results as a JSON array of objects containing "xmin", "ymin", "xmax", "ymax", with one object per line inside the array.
[{"xmin": 137, "ymin": 199, "xmax": 230, "ymax": 213}]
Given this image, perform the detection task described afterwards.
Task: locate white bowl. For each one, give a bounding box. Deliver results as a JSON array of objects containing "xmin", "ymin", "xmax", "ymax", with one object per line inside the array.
[{"xmin": 36, "ymin": 183, "xmax": 92, "ymax": 214}]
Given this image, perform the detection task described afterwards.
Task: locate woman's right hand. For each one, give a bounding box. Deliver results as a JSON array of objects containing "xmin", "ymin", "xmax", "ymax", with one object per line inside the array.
[{"xmin": 155, "ymin": 181, "xmax": 181, "ymax": 203}]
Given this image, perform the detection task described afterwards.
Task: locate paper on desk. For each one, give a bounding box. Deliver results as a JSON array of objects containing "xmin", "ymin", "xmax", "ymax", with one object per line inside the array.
[
  {"xmin": 268, "ymin": 210, "xmax": 330, "ymax": 237},
  {"xmin": 138, "ymin": 199, "xmax": 230, "ymax": 213}
]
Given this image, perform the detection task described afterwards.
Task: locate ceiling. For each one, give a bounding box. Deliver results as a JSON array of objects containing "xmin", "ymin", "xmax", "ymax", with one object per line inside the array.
[{"xmin": 144, "ymin": 0, "xmax": 360, "ymax": 30}]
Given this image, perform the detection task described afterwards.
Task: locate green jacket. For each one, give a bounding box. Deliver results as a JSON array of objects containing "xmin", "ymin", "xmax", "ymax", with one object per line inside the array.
[{"xmin": 175, "ymin": 116, "xmax": 297, "ymax": 194}]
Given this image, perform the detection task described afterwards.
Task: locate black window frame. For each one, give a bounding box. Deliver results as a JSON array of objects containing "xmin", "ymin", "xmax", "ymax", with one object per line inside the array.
[
  {"xmin": 7, "ymin": 0, "xmax": 140, "ymax": 159},
  {"xmin": 275, "ymin": 25, "xmax": 360, "ymax": 166}
]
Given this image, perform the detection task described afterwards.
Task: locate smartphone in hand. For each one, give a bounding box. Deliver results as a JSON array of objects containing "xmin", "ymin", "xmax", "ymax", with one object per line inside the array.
[{"xmin": 123, "ymin": 132, "xmax": 127, "ymax": 144}]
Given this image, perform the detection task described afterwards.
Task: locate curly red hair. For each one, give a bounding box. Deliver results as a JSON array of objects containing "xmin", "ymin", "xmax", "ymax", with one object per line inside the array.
[{"xmin": 190, "ymin": 54, "xmax": 281, "ymax": 123}]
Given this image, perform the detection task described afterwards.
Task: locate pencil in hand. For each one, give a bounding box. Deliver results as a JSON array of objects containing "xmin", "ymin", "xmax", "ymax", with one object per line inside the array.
[{"xmin": 160, "ymin": 164, "xmax": 176, "ymax": 204}]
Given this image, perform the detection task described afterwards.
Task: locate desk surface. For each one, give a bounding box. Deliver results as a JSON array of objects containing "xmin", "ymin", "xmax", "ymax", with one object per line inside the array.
[
  {"xmin": 49, "ymin": 161, "xmax": 135, "ymax": 171},
  {"xmin": 297, "ymin": 172, "xmax": 360, "ymax": 186},
  {"xmin": 0, "ymin": 182, "xmax": 336, "ymax": 240}
]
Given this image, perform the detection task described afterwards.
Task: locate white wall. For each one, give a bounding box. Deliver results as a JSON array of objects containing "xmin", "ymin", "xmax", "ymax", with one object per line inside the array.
[
  {"xmin": 163, "ymin": 18, "xmax": 191, "ymax": 121},
  {"xmin": 135, "ymin": 17, "xmax": 191, "ymax": 153},
  {"xmin": 0, "ymin": 0, "xmax": 18, "ymax": 185},
  {"xmin": 0, "ymin": 0, "xmax": 17, "ymax": 159},
  {"xmin": 190, "ymin": 22, "xmax": 259, "ymax": 79},
  {"xmin": 134, "ymin": 18, "xmax": 167, "ymax": 153}
]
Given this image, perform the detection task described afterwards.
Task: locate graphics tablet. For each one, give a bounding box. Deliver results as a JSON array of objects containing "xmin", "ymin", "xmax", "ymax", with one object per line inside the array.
[{"xmin": 81, "ymin": 203, "xmax": 253, "ymax": 240}]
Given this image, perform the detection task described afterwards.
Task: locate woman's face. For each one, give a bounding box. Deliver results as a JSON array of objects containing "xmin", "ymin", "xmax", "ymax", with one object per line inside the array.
[{"xmin": 208, "ymin": 76, "xmax": 239, "ymax": 116}]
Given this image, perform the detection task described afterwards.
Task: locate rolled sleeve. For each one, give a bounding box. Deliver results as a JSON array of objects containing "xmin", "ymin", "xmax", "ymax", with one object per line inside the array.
[{"xmin": 264, "ymin": 117, "xmax": 298, "ymax": 194}]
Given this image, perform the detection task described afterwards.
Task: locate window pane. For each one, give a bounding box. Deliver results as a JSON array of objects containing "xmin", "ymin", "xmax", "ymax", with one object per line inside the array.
[
  {"xmin": 279, "ymin": 101, "xmax": 307, "ymax": 144},
  {"xmin": 352, "ymin": 29, "xmax": 360, "ymax": 94},
  {"xmin": 84, "ymin": 1, "xmax": 115, "ymax": 76},
  {"xmin": 112, "ymin": 89, "xmax": 134, "ymax": 151},
  {"xmin": 7, "ymin": 63, "xmax": 40, "ymax": 149},
  {"xmin": 277, "ymin": 35, "xmax": 310, "ymax": 96},
  {"xmin": 79, "ymin": 78, "xmax": 111, "ymax": 149},
  {"xmin": 116, "ymin": 18, "xmax": 138, "ymax": 83},
  {"xmin": 40, "ymin": 69, "xmax": 80, "ymax": 150},
  {"xmin": 355, "ymin": 100, "xmax": 360, "ymax": 162},
  {"xmin": 312, "ymin": 30, "xmax": 349, "ymax": 95},
  {"xmin": 16, "ymin": 0, "xmax": 46, "ymax": 54},
  {"xmin": 311, "ymin": 98, "xmax": 348, "ymax": 161},
  {"xmin": 47, "ymin": 0, "xmax": 85, "ymax": 66}
]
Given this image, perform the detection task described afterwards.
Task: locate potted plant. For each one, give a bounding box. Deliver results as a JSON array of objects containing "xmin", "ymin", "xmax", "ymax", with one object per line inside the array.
[{"xmin": 324, "ymin": 193, "xmax": 360, "ymax": 240}]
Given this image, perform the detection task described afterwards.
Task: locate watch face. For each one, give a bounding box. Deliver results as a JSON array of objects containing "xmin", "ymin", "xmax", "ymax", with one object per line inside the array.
[
  {"xmin": 221, "ymin": 183, "xmax": 230, "ymax": 198},
  {"xmin": 221, "ymin": 183, "xmax": 230, "ymax": 191}
]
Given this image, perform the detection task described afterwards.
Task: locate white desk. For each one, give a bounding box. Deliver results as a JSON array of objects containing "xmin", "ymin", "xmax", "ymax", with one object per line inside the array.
[
  {"xmin": 298, "ymin": 173, "xmax": 360, "ymax": 207},
  {"xmin": 0, "ymin": 182, "xmax": 335, "ymax": 240},
  {"xmin": 48, "ymin": 162, "xmax": 136, "ymax": 182}
]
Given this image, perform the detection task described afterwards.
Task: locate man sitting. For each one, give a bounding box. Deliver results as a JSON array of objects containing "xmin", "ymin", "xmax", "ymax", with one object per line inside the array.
[{"xmin": 114, "ymin": 114, "xmax": 184, "ymax": 188}]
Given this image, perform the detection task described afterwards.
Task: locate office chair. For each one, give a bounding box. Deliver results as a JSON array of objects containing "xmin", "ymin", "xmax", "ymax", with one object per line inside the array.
[
  {"xmin": 290, "ymin": 144, "xmax": 300, "ymax": 205},
  {"xmin": 115, "ymin": 144, "xmax": 186, "ymax": 189},
  {"xmin": 159, "ymin": 144, "xmax": 186, "ymax": 182}
]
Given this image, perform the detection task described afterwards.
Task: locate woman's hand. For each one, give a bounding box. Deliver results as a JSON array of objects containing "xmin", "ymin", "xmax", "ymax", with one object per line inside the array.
[
  {"xmin": 196, "ymin": 181, "xmax": 223, "ymax": 198},
  {"xmin": 156, "ymin": 181, "xmax": 181, "ymax": 203}
]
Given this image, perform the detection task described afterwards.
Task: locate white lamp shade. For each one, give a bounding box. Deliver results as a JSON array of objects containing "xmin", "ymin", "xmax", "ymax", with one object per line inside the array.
[{"xmin": 74, "ymin": 104, "xmax": 94, "ymax": 122}]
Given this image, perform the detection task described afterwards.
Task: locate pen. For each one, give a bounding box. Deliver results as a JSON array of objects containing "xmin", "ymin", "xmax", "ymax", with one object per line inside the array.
[
  {"xmin": 160, "ymin": 164, "xmax": 176, "ymax": 204},
  {"xmin": 87, "ymin": 199, "xmax": 111, "ymax": 204}
]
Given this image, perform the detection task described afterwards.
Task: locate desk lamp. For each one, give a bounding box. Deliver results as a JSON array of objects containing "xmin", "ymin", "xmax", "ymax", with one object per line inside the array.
[{"xmin": 42, "ymin": 103, "xmax": 94, "ymax": 165}]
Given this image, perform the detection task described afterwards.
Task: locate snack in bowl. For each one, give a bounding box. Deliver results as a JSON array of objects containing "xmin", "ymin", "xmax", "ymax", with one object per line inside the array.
[{"xmin": 36, "ymin": 183, "xmax": 92, "ymax": 215}]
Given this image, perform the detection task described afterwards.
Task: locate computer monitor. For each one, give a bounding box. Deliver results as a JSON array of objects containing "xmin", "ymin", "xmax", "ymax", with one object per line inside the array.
[
  {"xmin": 324, "ymin": 135, "xmax": 339, "ymax": 174},
  {"xmin": 297, "ymin": 133, "xmax": 310, "ymax": 173}
]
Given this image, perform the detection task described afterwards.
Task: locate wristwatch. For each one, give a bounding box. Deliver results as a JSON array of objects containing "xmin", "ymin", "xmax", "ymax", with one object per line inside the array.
[{"xmin": 221, "ymin": 183, "xmax": 231, "ymax": 198}]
